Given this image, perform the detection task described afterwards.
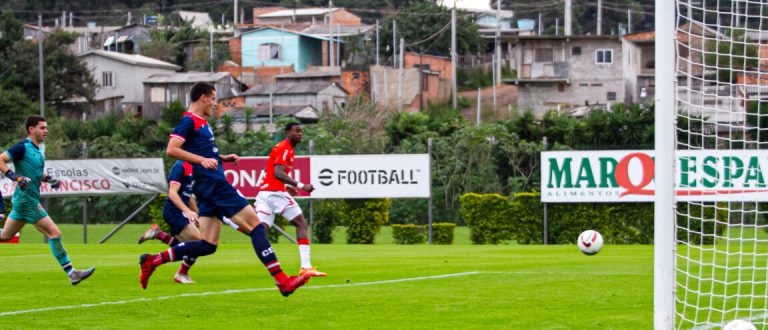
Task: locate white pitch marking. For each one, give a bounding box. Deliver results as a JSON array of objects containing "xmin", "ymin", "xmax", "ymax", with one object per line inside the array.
[{"xmin": 0, "ymin": 271, "xmax": 482, "ymax": 317}]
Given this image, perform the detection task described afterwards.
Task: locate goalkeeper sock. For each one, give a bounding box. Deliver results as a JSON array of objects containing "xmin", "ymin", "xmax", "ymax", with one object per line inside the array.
[
  {"xmin": 48, "ymin": 237, "xmax": 73, "ymax": 275},
  {"xmin": 156, "ymin": 231, "xmax": 177, "ymax": 246},
  {"xmin": 298, "ymin": 238, "xmax": 312, "ymax": 269},
  {"xmin": 250, "ymin": 224, "xmax": 287, "ymax": 283}
]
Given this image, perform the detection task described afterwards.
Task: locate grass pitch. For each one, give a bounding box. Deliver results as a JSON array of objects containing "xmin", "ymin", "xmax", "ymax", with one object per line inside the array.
[{"xmin": 0, "ymin": 225, "xmax": 653, "ymax": 329}]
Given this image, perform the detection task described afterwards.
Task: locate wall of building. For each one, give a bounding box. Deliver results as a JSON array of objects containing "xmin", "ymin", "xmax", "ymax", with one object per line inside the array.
[
  {"xmin": 298, "ymin": 36, "xmax": 323, "ymax": 71},
  {"xmin": 403, "ymin": 52, "xmax": 452, "ymax": 80},
  {"xmin": 369, "ymin": 65, "xmax": 421, "ymax": 110},
  {"xmin": 241, "ymin": 29, "xmax": 301, "ymax": 69},
  {"xmin": 330, "ymin": 9, "xmax": 361, "ymax": 26},
  {"xmin": 341, "ymin": 70, "xmax": 369, "ymax": 98}
]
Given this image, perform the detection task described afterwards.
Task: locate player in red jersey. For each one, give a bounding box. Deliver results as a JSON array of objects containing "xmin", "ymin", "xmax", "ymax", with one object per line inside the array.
[{"xmin": 255, "ymin": 122, "xmax": 326, "ymax": 277}]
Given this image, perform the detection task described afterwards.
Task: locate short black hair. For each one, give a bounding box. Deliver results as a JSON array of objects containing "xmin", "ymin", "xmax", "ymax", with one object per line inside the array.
[
  {"xmin": 285, "ymin": 122, "xmax": 301, "ymax": 132},
  {"xmin": 190, "ymin": 82, "xmax": 216, "ymax": 102},
  {"xmin": 25, "ymin": 115, "xmax": 46, "ymax": 134}
]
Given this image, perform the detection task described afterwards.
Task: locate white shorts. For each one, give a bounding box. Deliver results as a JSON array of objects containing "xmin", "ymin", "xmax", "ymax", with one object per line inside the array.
[{"xmin": 253, "ymin": 191, "xmax": 302, "ymax": 227}]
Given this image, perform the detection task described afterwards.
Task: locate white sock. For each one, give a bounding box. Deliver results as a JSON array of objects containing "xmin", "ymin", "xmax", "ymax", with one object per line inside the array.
[
  {"xmin": 222, "ymin": 217, "xmax": 240, "ymax": 230},
  {"xmin": 299, "ymin": 244, "xmax": 311, "ymax": 269}
]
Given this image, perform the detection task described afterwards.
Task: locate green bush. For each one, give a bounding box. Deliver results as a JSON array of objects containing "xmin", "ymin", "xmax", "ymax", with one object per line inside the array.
[
  {"xmin": 392, "ymin": 224, "xmax": 426, "ymax": 244},
  {"xmin": 510, "ymin": 192, "xmax": 543, "ymax": 244},
  {"xmin": 431, "ymin": 222, "xmax": 456, "ymax": 244},
  {"xmin": 311, "ymin": 200, "xmax": 344, "ymax": 244},
  {"xmin": 345, "ymin": 199, "xmax": 391, "ymax": 244},
  {"xmin": 677, "ymin": 202, "xmax": 728, "ymax": 244},
  {"xmin": 459, "ymin": 193, "xmax": 513, "ymax": 244}
]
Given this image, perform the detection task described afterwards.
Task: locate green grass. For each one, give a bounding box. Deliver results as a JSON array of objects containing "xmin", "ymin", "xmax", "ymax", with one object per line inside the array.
[{"xmin": 0, "ymin": 225, "xmax": 654, "ymax": 329}]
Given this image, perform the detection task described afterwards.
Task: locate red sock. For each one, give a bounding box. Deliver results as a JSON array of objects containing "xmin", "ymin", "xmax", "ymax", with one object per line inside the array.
[
  {"xmin": 151, "ymin": 249, "xmax": 174, "ymax": 266},
  {"xmin": 156, "ymin": 231, "xmax": 177, "ymax": 246},
  {"xmin": 266, "ymin": 260, "xmax": 288, "ymax": 283},
  {"xmin": 178, "ymin": 260, "xmax": 192, "ymax": 275}
]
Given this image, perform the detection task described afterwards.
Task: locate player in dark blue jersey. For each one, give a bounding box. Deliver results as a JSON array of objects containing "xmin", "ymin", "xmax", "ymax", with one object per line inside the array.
[
  {"xmin": 138, "ymin": 82, "xmax": 315, "ymax": 296},
  {"xmin": 137, "ymin": 160, "xmax": 202, "ymax": 284}
]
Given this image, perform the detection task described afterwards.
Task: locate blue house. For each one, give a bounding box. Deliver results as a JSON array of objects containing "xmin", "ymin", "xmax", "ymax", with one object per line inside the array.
[{"xmin": 241, "ymin": 27, "xmax": 332, "ymax": 72}]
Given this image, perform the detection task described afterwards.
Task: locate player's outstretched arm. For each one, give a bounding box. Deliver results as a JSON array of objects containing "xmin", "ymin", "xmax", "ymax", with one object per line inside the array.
[
  {"xmin": 220, "ymin": 154, "xmax": 240, "ymax": 165},
  {"xmin": 166, "ymin": 138, "xmax": 218, "ymax": 169}
]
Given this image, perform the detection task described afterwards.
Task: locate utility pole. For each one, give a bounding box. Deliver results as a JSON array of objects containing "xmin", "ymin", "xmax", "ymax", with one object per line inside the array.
[
  {"xmin": 627, "ymin": 9, "xmax": 632, "ymax": 34},
  {"xmin": 329, "ymin": 0, "xmax": 334, "ymax": 67},
  {"xmin": 38, "ymin": 14, "xmax": 45, "ymax": 117},
  {"xmin": 556, "ymin": 18, "xmax": 559, "ymax": 35},
  {"xmin": 597, "ymin": 0, "xmax": 603, "ymax": 35},
  {"xmin": 234, "ymin": 0, "xmax": 239, "ymax": 37},
  {"xmin": 495, "ymin": 0, "xmax": 501, "ymax": 88},
  {"xmin": 565, "ymin": 0, "xmax": 572, "ymax": 36},
  {"xmin": 69, "ymin": 12, "xmax": 73, "ymax": 27},
  {"xmin": 451, "ymin": 8, "xmax": 457, "ymax": 109},
  {"xmin": 538, "ymin": 12, "xmax": 542, "ymax": 34},
  {"xmin": 392, "ymin": 20, "xmax": 397, "ymax": 67},
  {"xmin": 210, "ymin": 29, "xmax": 214, "ymax": 72},
  {"xmin": 398, "ymin": 37, "xmax": 404, "ymax": 113},
  {"xmin": 376, "ymin": 20, "xmax": 380, "ymax": 66},
  {"xmin": 128, "ymin": 12, "xmax": 132, "ymax": 25}
]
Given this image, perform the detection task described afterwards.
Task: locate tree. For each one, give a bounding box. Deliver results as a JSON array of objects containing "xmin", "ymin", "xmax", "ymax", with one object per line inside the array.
[
  {"xmin": 705, "ymin": 29, "xmax": 759, "ymax": 83},
  {"xmin": 0, "ymin": 12, "xmax": 98, "ymax": 105},
  {"xmin": 378, "ymin": 2, "xmax": 484, "ymax": 57},
  {"xmin": 0, "ymin": 88, "xmax": 35, "ymax": 145}
]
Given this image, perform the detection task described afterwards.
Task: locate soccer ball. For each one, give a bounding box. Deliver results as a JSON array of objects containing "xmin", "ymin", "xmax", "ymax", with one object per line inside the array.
[
  {"xmin": 723, "ymin": 320, "xmax": 756, "ymax": 330},
  {"xmin": 577, "ymin": 230, "xmax": 604, "ymax": 255}
]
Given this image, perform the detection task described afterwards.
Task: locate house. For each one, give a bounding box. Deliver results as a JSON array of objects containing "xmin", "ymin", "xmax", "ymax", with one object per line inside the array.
[
  {"xmin": 252, "ymin": 7, "xmax": 361, "ymax": 26},
  {"xmin": 219, "ymin": 105, "xmax": 320, "ymax": 133},
  {"xmin": 241, "ymin": 81, "xmax": 347, "ymax": 114},
  {"xmin": 509, "ymin": 35, "xmax": 624, "ymax": 114},
  {"xmin": 622, "ymin": 31, "xmax": 655, "ymax": 104},
  {"xmin": 79, "ymin": 50, "xmax": 180, "ymax": 116},
  {"xmin": 142, "ymin": 72, "xmax": 245, "ymax": 120},
  {"xmin": 24, "ymin": 23, "xmax": 122, "ymax": 54},
  {"xmin": 103, "ymin": 24, "xmax": 151, "ymax": 54},
  {"xmin": 240, "ymin": 27, "xmax": 331, "ymax": 72},
  {"xmin": 465, "ymin": 9, "xmax": 516, "ymax": 29},
  {"xmin": 403, "ymin": 52, "xmax": 452, "ymax": 110},
  {"xmin": 369, "ymin": 65, "xmax": 421, "ymax": 111}
]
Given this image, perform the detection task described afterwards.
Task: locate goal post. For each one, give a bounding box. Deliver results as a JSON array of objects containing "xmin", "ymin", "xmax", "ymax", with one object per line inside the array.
[
  {"xmin": 660, "ymin": 1, "xmax": 768, "ymax": 328},
  {"xmin": 654, "ymin": 0, "xmax": 676, "ymax": 328}
]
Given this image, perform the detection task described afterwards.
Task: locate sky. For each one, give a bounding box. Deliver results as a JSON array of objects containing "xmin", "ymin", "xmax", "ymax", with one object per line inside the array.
[{"xmin": 442, "ymin": 0, "xmax": 492, "ymax": 10}]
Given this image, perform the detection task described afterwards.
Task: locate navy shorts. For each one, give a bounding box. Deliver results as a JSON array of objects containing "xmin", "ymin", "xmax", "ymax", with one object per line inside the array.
[
  {"xmin": 194, "ymin": 178, "xmax": 249, "ymax": 219},
  {"xmin": 162, "ymin": 207, "xmax": 192, "ymax": 236}
]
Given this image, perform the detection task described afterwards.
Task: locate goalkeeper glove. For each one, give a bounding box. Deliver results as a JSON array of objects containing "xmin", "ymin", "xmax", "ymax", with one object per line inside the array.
[
  {"xmin": 5, "ymin": 170, "xmax": 29, "ymax": 190},
  {"xmin": 44, "ymin": 176, "xmax": 61, "ymax": 190}
]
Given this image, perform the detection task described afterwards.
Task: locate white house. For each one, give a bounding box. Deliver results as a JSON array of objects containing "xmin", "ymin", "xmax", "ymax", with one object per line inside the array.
[{"xmin": 78, "ymin": 50, "xmax": 180, "ymax": 116}]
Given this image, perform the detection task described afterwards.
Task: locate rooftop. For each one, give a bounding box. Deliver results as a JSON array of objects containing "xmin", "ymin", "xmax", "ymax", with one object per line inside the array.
[
  {"xmin": 144, "ymin": 72, "xmax": 232, "ymax": 84},
  {"xmin": 79, "ymin": 50, "xmax": 181, "ymax": 70},
  {"xmin": 257, "ymin": 8, "xmax": 340, "ymax": 18}
]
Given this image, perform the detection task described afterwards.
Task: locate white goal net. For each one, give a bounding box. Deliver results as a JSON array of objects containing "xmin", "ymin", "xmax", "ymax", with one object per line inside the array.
[{"xmin": 673, "ymin": 0, "xmax": 768, "ymax": 328}]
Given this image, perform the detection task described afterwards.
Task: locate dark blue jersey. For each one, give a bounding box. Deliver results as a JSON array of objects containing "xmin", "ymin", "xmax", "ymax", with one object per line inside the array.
[
  {"xmin": 164, "ymin": 160, "xmax": 194, "ymax": 212},
  {"xmin": 170, "ymin": 112, "xmax": 224, "ymax": 181}
]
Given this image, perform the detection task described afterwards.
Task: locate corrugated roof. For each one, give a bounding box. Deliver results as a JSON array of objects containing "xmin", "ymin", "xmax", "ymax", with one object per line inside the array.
[
  {"xmin": 79, "ymin": 50, "xmax": 181, "ymax": 70},
  {"xmin": 144, "ymin": 72, "xmax": 232, "ymax": 84},
  {"xmin": 177, "ymin": 10, "xmax": 213, "ymax": 29},
  {"xmin": 241, "ymin": 81, "xmax": 343, "ymax": 95},
  {"xmin": 623, "ymin": 30, "xmax": 655, "ymax": 41},
  {"xmin": 301, "ymin": 25, "xmax": 373, "ymax": 37},
  {"xmin": 241, "ymin": 27, "xmax": 334, "ymax": 42},
  {"xmin": 257, "ymin": 8, "xmax": 339, "ymax": 18},
  {"xmin": 225, "ymin": 105, "xmax": 318, "ymax": 118},
  {"xmin": 276, "ymin": 68, "xmax": 340, "ymax": 79}
]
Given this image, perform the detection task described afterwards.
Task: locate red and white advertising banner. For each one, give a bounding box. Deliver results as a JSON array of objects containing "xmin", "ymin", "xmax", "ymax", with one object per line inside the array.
[
  {"xmin": 224, "ymin": 154, "xmax": 431, "ymax": 199},
  {"xmin": 542, "ymin": 150, "xmax": 768, "ymax": 202},
  {"xmin": 1, "ymin": 158, "xmax": 167, "ymax": 197}
]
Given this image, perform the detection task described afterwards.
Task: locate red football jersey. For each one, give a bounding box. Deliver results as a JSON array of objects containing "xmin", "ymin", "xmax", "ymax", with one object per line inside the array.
[{"xmin": 260, "ymin": 139, "xmax": 294, "ymax": 192}]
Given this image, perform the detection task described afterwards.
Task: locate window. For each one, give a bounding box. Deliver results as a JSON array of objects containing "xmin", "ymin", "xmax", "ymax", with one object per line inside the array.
[
  {"xmin": 591, "ymin": 83, "xmax": 603, "ymax": 87},
  {"xmin": 607, "ymin": 92, "xmax": 617, "ymax": 101},
  {"xmin": 579, "ymin": 83, "xmax": 589, "ymax": 87},
  {"xmin": 102, "ymin": 71, "xmax": 114, "ymax": 87},
  {"xmin": 535, "ymin": 48, "xmax": 554, "ymax": 63},
  {"xmin": 558, "ymin": 83, "xmax": 565, "ymax": 92},
  {"xmin": 259, "ymin": 43, "xmax": 281, "ymax": 60},
  {"xmin": 595, "ymin": 49, "xmax": 613, "ymax": 64},
  {"xmin": 352, "ymin": 73, "xmax": 360, "ymax": 79},
  {"xmin": 571, "ymin": 46, "xmax": 581, "ymax": 56},
  {"xmin": 150, "ymin": 87, "xmax": 165, "ymax": 102}
]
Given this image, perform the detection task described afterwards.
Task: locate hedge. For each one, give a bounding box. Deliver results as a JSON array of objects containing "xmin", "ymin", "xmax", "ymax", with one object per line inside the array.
[
  {"xmin": 432, "ymin": 223, "xmax": 456, "ymax": 244},
  {"xmin": 392, "ymin": 224, "xmax": 425, "ymax": 244},
  {"xmin": 459, "ymin": 193, "xmax": 513, "ymax": 244},
  {"xmin": 345, "ymin": 199, "xmax": 391, "ymax": 244}
]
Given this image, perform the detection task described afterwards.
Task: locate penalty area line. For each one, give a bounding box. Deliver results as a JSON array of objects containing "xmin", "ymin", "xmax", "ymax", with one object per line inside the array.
[{"xmin": 0, "ymin": 271, "xmax": 482, "ymax": 317}]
